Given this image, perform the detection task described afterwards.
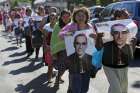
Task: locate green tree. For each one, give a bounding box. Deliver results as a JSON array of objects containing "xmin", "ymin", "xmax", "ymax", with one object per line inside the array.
[
  {"xmin": 11, "ymin": 0, "xmax": 32, "ymax": 8},
  {"xmin": 11, "ymin": 0, "xmax": 18, "ymax": 8},
  {"xmin": 100, "ymin": 0, "xmax": 114, "ymax": 6},
  {"xmin": 18, "ymin": 0, "xmax": 32, "ymax": 3},
  {"xmin": 99, "ymin": 0, "xmax": 120, "ymax": 6},
  {"xmin": 96, "ymin": 0, "xmax": 101, "ymax": 5}
]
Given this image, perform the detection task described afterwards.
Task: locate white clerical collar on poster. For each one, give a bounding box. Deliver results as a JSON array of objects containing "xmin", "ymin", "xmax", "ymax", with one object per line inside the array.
[
  {"xmin": 95, "ymin": 19, "xmax": 138, "ymax": 43},
  {"xmin": 64, "ymin": 29, "xmax": 96, "ymax": 56}
]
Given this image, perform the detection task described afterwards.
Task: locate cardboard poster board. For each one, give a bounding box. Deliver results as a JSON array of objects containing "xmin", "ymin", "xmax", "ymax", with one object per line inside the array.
[
  {"xmin": 95, "ymin": 19, "xmax": 138, "ymax": 43},
  {"xmin": 64, "ymin": 29, "xmax": 96, "ymax": 56}
]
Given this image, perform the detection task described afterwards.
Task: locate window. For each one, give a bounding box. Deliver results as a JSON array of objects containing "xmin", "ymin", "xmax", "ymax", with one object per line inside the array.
[
  {"xmin": 112, "ymin": 3, "xmax": 122, "ymax": 11},
  {"xmin": 100, "ymin": 3, "xmax": 114, "ymax": 17},
  {"xmin": 123, "ymin": 2, "xmax": 135, "ymax": 17},
  {"xmin": 100, "ymin": 2, "xmax": 123, "ymax": 17},
  {"xmin": 136, "ymin": 3, "xmax": 140, "ymax": 16}
]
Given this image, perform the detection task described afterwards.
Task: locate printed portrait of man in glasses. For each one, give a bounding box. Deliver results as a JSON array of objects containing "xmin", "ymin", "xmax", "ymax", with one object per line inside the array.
[
  {"xmin": 101, "ymin": 23, "xmax": 136, "ymax": 93},
  {"xmin": 74, "ymin": 33, "xmax": 88, "ymax": 58},
  {"xmin": 111, "ymin": 23, "xmax": 129, "ymax": 48}
]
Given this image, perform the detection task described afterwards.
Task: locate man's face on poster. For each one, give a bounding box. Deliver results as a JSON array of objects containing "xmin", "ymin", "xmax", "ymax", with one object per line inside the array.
[
  {"xmin": 111, "ymin": 24, "xmax": 129, "ymax": 46},
  {"xmin": 74, "ymin": 35, "xmax": 87, "ymax": 57}
]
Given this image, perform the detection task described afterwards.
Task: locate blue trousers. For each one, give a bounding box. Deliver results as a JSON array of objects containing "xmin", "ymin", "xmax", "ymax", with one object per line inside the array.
[{"xmin": 69, "ymin": 72, "xmax": 90, "ymax": 93}]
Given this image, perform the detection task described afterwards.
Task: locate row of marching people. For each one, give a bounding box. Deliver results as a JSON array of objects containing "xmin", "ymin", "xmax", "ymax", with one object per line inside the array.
[
  {"xmin": 22, "ymin": 5, "xmax": 94, "ymax": 92},
  {"xmin": 23, "ymin": 6, "xmax": 71, "ymax": 89},
  {"xmin": 3, "ymin": 4, "xmax": 136, "ymax": 93},
  {"xmin": 26, "ymin": 6, "xmax": 136, "ymax": 93}
]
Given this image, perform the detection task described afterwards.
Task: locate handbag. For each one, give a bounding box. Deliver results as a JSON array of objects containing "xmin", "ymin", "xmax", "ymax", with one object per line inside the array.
[{"xmin": 92, "ymin": 48, "xmax": 103, "ymax": 70}]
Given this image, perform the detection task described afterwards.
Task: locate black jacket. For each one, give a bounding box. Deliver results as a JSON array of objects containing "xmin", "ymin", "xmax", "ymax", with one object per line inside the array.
[
  {"xmin": 67, "ymin": 53, "xmax": 92, "ymax": 74},
  {"xmin": 102, "ymin": 41, "xmax": 134, "ymax": 68}
]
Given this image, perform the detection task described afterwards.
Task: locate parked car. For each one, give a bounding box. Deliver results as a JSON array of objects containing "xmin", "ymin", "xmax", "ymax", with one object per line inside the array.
[
  {"xmin": 91, "ymin": 0, "xmax": 140, "ymax": 45},
  {"xmin": 89, "ymin": 5, "xmax": 104, "ymax": 19}
]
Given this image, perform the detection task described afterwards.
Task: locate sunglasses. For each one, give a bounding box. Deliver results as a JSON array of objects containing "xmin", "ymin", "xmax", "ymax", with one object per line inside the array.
[
  {"xmin": 62, "ymin": 14, "xmax": 70, "ymax": 19},
  {"xmin": 50, "ymin": 16, "xmax": 57, "ymax": 20}
]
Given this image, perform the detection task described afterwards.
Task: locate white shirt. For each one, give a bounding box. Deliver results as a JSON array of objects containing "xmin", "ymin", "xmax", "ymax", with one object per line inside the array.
[
  {"xmin": 34, "ymin": 15, "xmax": 43, "ymax": 21},
  {"xmin": 24, "ymin": 16, "xmax": 31, "ymax": 27},
  {"xmin": 43, "ymin": 23, "xmax": 53, "ymax": 32},
  {"xmin": 13, "ymin": 18, "xmax": 19, "ymax": 28},
  {"xmin": 32, "ymin": 15, "xmax": 43, "ymax": 29},
  {"xmin": 5, "ymin": 18, "xmax": 12, "ymax": 27}
]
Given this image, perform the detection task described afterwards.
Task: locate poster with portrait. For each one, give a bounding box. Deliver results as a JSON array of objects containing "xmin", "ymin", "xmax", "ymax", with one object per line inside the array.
[
  {"xmin": 64, "ymin": 29, "xmax": 96, "ymax": 56},
  {"xmin": 95, "ymin": 19, "xmax": 138, "ymax": 43}
]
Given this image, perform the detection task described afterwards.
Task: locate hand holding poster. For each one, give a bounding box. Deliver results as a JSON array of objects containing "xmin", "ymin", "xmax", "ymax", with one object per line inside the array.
[
  {"xmin": 95, "ymin": 19, "xmax": 138, "ymax": 43},
  {"xmin": 64, "ymin": 29, "xmax": 95, "ymax": 56}
]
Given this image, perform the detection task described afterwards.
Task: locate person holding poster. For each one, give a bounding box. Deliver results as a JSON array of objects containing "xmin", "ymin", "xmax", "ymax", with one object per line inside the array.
[
  {"xmin": 59, "ymin": 7, "xmax": 97, "ymax": 93},
  {"xmin": 67, "ymin": 33, "xmax": 93, "ymax": 93},
  {"xmin": 96, "ymin": 23, "xmax": 136, "ymax": 93},
  {"xmin": 31, "ymin": 6, "xmax": 45, "ymax": 59},
  {"xmin": 13, "ymin": 13, "xmax": 23, "ymax": 47},
  {"xmin": 24, "ymin": 7, "xmax": 34, "ymax": 57},
  {"xmin": 50, "ymin": 10, "xmax": 71, "ymax": 88},
  {"xmin": 42, "ymin": 12, "xmax": 58, "ymax": 83}
]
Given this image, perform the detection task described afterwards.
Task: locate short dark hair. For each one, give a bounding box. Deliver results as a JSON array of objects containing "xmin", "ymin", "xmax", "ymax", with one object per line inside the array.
[
  {"xmin": 72, "ymin": 7, "xmax": 90, "ymax": 24},
  {"xmin": 26, "ymin": 7, "xmax": 32, "ymax": 13},
  {"xmin": 113, "ymin": 8, "xmax": 130, "ymax": 19},
  {"xmin": 111, "ymin": 23, "xmax": 129, "ymax": 35}
]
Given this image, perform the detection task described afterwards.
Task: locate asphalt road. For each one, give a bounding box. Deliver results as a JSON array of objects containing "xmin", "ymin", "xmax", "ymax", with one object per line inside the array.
[{"xmin": 0, "ymin": 28, "xmax": 140, "ymax": 93}]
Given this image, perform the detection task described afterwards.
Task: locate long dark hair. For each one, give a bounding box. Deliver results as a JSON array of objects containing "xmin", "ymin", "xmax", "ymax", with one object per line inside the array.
[{"xmin": 59, "ymin": 9, "xmax": 71, "ymax": 28}]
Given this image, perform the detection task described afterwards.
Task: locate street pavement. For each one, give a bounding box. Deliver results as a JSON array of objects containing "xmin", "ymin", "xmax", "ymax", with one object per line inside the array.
[{"xmin": 0, "ymin": 25, "xmax": 140, "ymax": 93}]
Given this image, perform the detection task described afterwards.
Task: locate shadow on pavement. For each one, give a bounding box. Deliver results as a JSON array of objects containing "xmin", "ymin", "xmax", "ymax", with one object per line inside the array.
[
  {"xmin": 1, "ymin": 46, "xmax": 18, "ymax": 52},
  {"xmin": 1, "ymin": 34, "xmax": 7, "ymax": 37},
  {"xmin": 11, "ymin": 42, "xmax": 19, "ymax": 45},
  {"xmin": 132, "ymin": 81, "xmax": 140, "ymax": 88},
  {"xmin": 129, "ymin": 59, "xmax": 140, "ymax": 67},
  {"xmin": 11, "ymin": 40, "xmax": 25, "ymax": 45},
  {"xmin": 9, "ymin": 61, "xmax": 43, "ymax": 75},
  {"xmin": 134, "ymin": 48, "xmax": 140, "ymax": 59},
  {"xmin": 129, "ymin": 48, "xmax": 140, "ymax": 67},
  {"xmin": 15, "ymin": 73, "xmax": 59, "ymax": 93},
  {"xmin": 3, "ymin": 57, "xmax": 27, "ymax": 66},
  {"xmin": 9, "ymin": 51, "xmax": 26, "ymax": 57},
  {"xmin": 27, "ymin": 57, "xmax": 43, "ymax": 63}
]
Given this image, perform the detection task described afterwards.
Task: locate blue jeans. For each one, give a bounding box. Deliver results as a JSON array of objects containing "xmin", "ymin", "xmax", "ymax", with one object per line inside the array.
[{"xmin": 69, "ymin": 72, "xmax": 90, "ymax": 93}]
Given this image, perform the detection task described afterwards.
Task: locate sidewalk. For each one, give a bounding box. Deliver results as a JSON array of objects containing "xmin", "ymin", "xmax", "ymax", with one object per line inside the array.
[{"xmin": 0, "ymin": 24, "xmax": 5, "ymax": 31}]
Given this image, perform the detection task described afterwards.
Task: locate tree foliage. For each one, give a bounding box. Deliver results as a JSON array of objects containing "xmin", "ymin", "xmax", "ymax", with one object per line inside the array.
[
  {"xmin": 70, "ymin": 0, "xmax": 119, "ymax": 6},
  {"xmin": 98, "ymin": 0, "xmax": 120, "ymax": 6},
  {"xmin": 11, "ymin": 0, "xmax": 32, "ymax": 8}
]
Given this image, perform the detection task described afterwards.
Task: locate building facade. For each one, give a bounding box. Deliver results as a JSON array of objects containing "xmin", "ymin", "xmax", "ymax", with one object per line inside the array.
[
  {"xmin": 34, "ymin": 0, "xmax": 67, "ymax": 10},
  {"xmin": 0, "ymin": 0, "xmax": 10, "ymax": 11}
]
